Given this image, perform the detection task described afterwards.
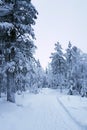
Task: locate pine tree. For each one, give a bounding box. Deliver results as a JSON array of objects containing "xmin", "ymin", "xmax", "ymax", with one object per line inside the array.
[
  {"xmin": 66, "ymin": 42, "xmax": 82, "ymax": 95},
  {"xmin": 80, "ymin": 53, "xmax": 87, "ymax": 97},
  {"xmin": 50, "ymin": 42, "xmax": 66, "ymax": 90},
  {"xmin": 65, "ymin": 42, "xmax": 72, "ymax": 86},
  {"xmin": 0, "ymin": 0, "xmax": 38, "ymax": 102}
]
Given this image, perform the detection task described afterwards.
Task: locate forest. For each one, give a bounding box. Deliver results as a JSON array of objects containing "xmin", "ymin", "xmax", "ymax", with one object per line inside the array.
[
  {"xmin": 0, "ymin": 0, "xmax": 87, "ymax": 104},
  {"xmin": 0, "ymin": 1, "xmax": 87, "ymax": 130}
]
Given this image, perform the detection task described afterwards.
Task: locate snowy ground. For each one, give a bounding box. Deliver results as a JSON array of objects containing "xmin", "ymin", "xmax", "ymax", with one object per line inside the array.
[{"xmin": 0, "ymin": 88, "xmax": 87, "ymax": 130}]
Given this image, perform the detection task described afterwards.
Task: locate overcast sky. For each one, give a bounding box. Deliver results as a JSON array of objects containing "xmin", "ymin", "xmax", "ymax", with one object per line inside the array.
[{"xmin": 32, "ymin": 0, "xmax": 87, "ymax": 69}]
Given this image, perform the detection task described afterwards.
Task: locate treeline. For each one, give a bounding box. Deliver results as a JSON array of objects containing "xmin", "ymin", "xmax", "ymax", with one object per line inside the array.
[{"xmin": 46, "ymin": 42, "xmax": 87, "ymax": 97}]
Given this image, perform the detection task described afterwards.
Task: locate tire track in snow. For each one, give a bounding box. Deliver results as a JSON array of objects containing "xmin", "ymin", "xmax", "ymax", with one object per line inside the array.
[{"xmin": 57, "ymin": 97, "xmax": 87, "ymax": 130}]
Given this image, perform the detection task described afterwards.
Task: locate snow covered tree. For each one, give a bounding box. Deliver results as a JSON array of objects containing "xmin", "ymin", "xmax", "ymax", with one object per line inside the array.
[
  {"xmin": 0, "ymin": 0, "xmax": 38, "ymax": 102},
  {"xmin": 46, "ymin": 63, "xmax": 54, "ymax": 88},
  {"xmin": 70, "ymin": 46, "xmax": 81, "ymax": 90},
  {"xmin": 65, "ymin": 42, "xmax": 83, "ymax": 95},
  {"xmin": 48, "ymin": 41, "xmax": 87, "ymax": 96},
  {"xmin": 50, "ymin": 42, "xmax": 66, "ymax": 90},
  {"xmin": 35, "ymin": 60, "xmax": 43, "ymax": 88},
  {"xmin": 25, "ymin": 59, "xmax": 45, "ymax": 93},
  {"xmin": 0, "ymin": 1, "xmax": 16, "ymax": 102},
  {"xmin": 80, "ymin": 53, "xmax": 87, "ymax": 97},
  {"xmin": 65, "ymin": 42, "xmax": 73, "ymax": 88}
]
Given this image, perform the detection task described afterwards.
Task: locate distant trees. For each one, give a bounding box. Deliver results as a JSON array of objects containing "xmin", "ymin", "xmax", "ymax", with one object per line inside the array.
[
  {"xmin": 48, "ymin": 41, "xmax": 87, "ymax": 97},
  {"xmin": 26, "ymin": 59, "xmax": 45, "ymax": 93}
]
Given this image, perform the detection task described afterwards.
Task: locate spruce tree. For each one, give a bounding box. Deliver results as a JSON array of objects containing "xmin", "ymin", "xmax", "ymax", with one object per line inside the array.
[
  {"xmin": 0, "ymin": 0, "xmax": 38, "ymax": 102},
  {"xmin": 50, "ymin": 42, "xmax": 66, "ymax": 89}
]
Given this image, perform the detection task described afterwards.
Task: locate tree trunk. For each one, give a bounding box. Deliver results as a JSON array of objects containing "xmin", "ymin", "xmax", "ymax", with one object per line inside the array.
[
  {"xmin": 7, "ymin": 70, "xmax": 15, "ymax": 103},
  {"xmin": 0, "ymin": 85, "xmax": 1, "ymax": 98},
  {"xmin": 0, "ymin": 75, "xmax": 3, "ymax": 98}
]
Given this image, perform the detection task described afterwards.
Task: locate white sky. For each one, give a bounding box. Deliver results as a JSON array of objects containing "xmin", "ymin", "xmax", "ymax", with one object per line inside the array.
[{"xmin": 32, "ymin": 0, "xmax": 87, "ymax": 69}]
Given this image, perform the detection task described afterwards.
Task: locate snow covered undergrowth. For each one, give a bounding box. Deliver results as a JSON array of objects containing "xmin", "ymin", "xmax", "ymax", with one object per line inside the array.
[{"xmin": 0, "ymin": 88, "xmax": 87, "ymax": 130}]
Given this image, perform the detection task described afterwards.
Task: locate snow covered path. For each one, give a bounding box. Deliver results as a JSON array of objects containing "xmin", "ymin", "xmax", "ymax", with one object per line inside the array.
[{"xmin": 0, "ymin": 88, "xmax": 87, "ymax": 130}]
